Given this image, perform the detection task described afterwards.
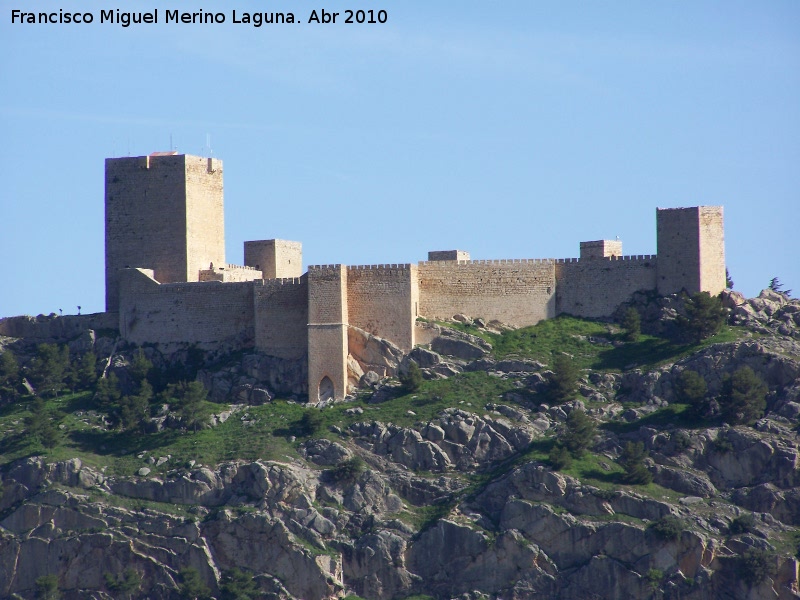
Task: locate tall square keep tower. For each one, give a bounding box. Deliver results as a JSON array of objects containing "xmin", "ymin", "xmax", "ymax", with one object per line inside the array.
[
  {"xmin": 656, "ymin": 206, "xmax": 725, "ymax": 296},
  {"xmin": 105, "ymin": 153, "xmax": 225, "ymax": 311}
]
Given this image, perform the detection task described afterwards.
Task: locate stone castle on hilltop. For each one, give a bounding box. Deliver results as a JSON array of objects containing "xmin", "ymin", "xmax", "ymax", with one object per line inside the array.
[{"xmin": 104, "ymin": 152, "xmax": 725, "ymax": 401}]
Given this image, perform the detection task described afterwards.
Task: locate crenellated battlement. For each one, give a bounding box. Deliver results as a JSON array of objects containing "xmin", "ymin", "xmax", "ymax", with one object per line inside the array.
[
  {"xmin": 347, "ymin": 263, "xmax": 413, "ymax": 271},
  {"xmin": 256, "ymin": 276, "xmax": 306, "ymax": 287}
]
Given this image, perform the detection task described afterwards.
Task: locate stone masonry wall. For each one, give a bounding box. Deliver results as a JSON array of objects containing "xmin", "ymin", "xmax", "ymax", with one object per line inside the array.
[
  {"xmin": 118, "ymin": 269, "xmax": 254, "ymax": 350},
  {"xmin": 656, "ymin": 207, "xmax": 701, "ymax": 295},
  {"xmin": 698, "ymin": 206, "xmax": 726, "ymax": 296},
  {"xmin": 347, "ymin": 265, "xmax": 417, "ymax": 352},
  {"xmin": 0, "ymin": 313, "xmax": 118, "ymax": 341},
  {"xmin": 254, "ymin": 277, "xmax": 309, "ymax": 360},
  {"xmin": 417, "ymin": 260, "xmax": 557, "ymax": 327},
  {"xmin": 199, "ymin": 265, "xmax": 262, "ymax": 283},
  {"xmin": 185, "ymin": 156, "xmax": 225, "ymax": 280},
  {"xmin": 307, "ymin": 265, "xmax": 348, "ymax": 401},
  {"xmin": 555, "ymin": 256, "xmax": 658, "ymax": 318}
]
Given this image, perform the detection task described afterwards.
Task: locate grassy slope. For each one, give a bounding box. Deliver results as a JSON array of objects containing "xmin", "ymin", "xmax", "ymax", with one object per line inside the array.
[{"xmin": 0, "ymin": 317, "xmax": 748, "ymax": 480}]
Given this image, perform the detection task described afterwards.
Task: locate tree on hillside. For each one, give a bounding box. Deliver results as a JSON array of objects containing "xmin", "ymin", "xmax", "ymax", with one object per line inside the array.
[
  {"xmin": 120, "ymin": 380, "xmax": 153, "ymax": 432},
  {"xmin": 178, "ymin": 567, "xmax": 211, "ymax": 600},
  {"xmin": 76, "ymin": 351, "xmax": 98, "ymax": 390},
  {"xmin": 561, "ymin": 408, "xmax": 596, "ymax": 458},
  {"xmin": 0, "ymin": 350, "xmax": 20, "ymax": 402},
  {"xmin": 675, "ymin": 292, "xmax": 726, "ymax": 344},
  {"xmin": 719, "ymin": 366, "xmax": 767, "ymax": 425},
  {"xmin": 219, "ymin": 568, "xmax": 259, "ymax": 600},
  {"xmin": 674, "ymin": 369, "xmax": 708, "ymax": 417},
  {"xmin": 128, "ymin": 349, "xmax": 153, "ymax": 386},
  {"xmin": 399, "ymin": 360, "xmax": 423, "ymax": 393},
  {"xmin": 29, "ymin": 344, "xmax": 70, "ymax": 397},
  {"xmin": 619, "ymin": 441, "xmax": 653, "ymax": 485},
  {"xmin": 621, "ymin": 307, "xmax": 641, "ymax": 342},
  {"xmin": 769, "ymin": 277, "xmax": 792, "ymax": 297},
  {"xmin": 549, "ymin": 355, "xmax": 579, "ymax": 404},
  {"xmin": 726, "ymin": 268, "xmax": 734, "ymax": 289},
  {"xmin": 26, "ymin": 397, "xmax": 61, "ymax": 449},
  {"xmin": 177, "ymin": 381, "xmax": 211, "ymax": 432}
]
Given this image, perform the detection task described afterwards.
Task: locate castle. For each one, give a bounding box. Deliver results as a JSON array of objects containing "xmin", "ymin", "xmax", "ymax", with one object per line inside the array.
[{"xmin": 105, "ymin": 152, "xmax": 726, "ymax": 401}]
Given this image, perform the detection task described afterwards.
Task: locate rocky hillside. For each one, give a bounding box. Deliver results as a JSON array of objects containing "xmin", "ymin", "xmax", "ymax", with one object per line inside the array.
[{"xmin": 1, "ymin": 290, "xmax": 799, "ymax": 599}]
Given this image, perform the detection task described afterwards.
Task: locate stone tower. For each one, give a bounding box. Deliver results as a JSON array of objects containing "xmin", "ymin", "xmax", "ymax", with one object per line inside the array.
[
  {"xmin": 105, "ymin": 153, "xmax": 225, "ymax": 311},
  {"xmin": 656, "ymin": 206, "xmax": 725, "ymax": 296},
  {"xmin": 307, "ymin": 265, "xmax": 349, "ymax": 402}
]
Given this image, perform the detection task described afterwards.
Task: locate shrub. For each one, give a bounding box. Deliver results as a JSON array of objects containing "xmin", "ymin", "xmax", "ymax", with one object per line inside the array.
[
  {"xmin": 648, "ymin": 515, "xmax": 684, "ymax": 541},
  {"xmin": 35, "ymin": 574, "xmax": 59, "ymax": 600},
  {"xmin": 549, "ymin": 355, "xmax": 579, "ymax": 404},
  {"xmin": 619, "ymin": 441, "xmax": 653, "ymax": 485},
  {"xmin": 675, "ymin": 292, "xmax": 726, "ymax": 343},
  {"xmin": 719, "ymin": 366, "xmax": 767, "ymax": 425},
  {"xmin": 398, "ymin": 360, "xmax": 423, "ymax": 393},
  {"xmin": 561, "ymin": 409, "xmax": 596, "ymax": 458},
  {"xmin": 298, "ymin": 410, "xmax": 324, "ymax": 437},
  {"xmin": 739, "ymin": 547, "xmax": 776, "ymax": 585},
  {"xmin": 548, "ymin": 444, "xmax": 573, "ymax": 470},
  {"xmin": 178, "ymin": 567, "xmax": 211, "ymax": 600},
  {"xmin": 645, "ymin": 568, "xmax": 664, "ymax": 592},
  {"xmin": 729, "ymin": 513, "xmax": 757, "ymax": 535},
  {"xmin": 220, "ymin": 568, "xmax": 259, "ymax": 600},
  {"xmin": 329, "ymin": 456, "xmax": 365, "ymax": 483},
  {"xmin": 712, "ymin": 431, "xmax": 733, "ymax": 453},
  {"xmin": 674, "ymin": 370, "xmax": 707, "ymax": 416},
  {"xmin": 621, "ymin": 307, "xmax": 641, "ymax": 342}
]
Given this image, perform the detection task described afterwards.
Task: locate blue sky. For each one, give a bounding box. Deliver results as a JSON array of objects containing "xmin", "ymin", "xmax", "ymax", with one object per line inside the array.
[{"xmin": 1, "ymin": 1, "xmax": 798, "ymax": 317}]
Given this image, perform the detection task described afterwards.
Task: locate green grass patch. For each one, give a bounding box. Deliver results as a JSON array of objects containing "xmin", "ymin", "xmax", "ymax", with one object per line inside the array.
[{"xmin": 435, "ymin": 315, "xmax": 748, "ymax": 373}]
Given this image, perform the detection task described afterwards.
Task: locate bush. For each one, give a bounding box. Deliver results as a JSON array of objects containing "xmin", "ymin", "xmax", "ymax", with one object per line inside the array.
[
  {"xmin": 549, "ymin": 355, "xmax": 579, "ymax": 404},
  {"xmin": 621, "ymin": 307, "xmax": 641, "ymax": 342},
  {"xmin": 220, "ymin": 568, "xmax": 259, "ymax": 600},
  {"xmin": 329, "ymin": 456, "xmax": 365, "ymax": 483},
  {"xmin": 739, "ymin": 547, "xmax": 776, "ymax": 585},
  {"xmin": 674, "ymin": 370, "xmax": 707, "ymax": 416},
  {"xmin": 719, "ymin": 366, "xmax": 767, "ymax": 425},
  {"xmin": 35, "ymin": 574, "xmax": 59, "ymax": 600},
  {"xmin": 729, "ymin": 513, "xmax": 757, "ymax": 535},
  {"xmin": 648, "ymin": 515, "xmax": 684, "ymax": 541},
  {"xmin": 548, "ymin": 444, "xmax": 573, "ymax": 470},
  {"xmin": 399, "ymin": 360, "xmax": 423, "ymax": 393},
  {"xmin": 675, "ymin": 292, "xmax": 726, "ymax": 343},
  {"xmin": 178, "ymin": 567, "xmax": 211, "ymax": 600},
  {"xmin": 561, "ymin": 409, "xmax": 596, "ymax": 458},
  {"xmin": 298, "ymin": 410, "xmax": 324, "ymax": 437},
  {"xmin": 619, "ymin": 441, "xmax": 653, "ymax": 485}
]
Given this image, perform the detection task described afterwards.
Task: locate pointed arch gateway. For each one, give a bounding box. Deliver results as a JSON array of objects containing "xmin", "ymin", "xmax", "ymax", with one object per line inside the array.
[{"xmin": 318, "ymin": 376, "xmax": 335, "ymax": 402}]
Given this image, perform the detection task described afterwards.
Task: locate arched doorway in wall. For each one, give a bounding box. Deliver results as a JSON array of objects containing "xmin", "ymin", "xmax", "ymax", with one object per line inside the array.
[{"xmin": 318, "ymin": 376, "xmax": 335, "ymax": 402}]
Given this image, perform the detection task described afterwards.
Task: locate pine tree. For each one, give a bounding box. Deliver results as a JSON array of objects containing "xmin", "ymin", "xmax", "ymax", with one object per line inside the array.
[
  {"xmin": 619, "ymin": 441, "xmax": 653, "ymax": 485},
  {"xmin": 674, "ymin": 369, "xmax": 708, "ymax": 417},
  {"xmin": 561, "ymin": 409, "xmax": 596, "ymax": 458},
  {"xmin": 719, "ymin": 366, "xmax": 767, "ymax": 425},
  {"xmin": 549, "ymin": 355, "xmax": 579, "ymax": 404},
  {"xmin": 621, "ymin": 307, "xmax": 641, "ymax": 342},
  {"xmin": 675, "ymin": 292, "xmax": 726, "ymax": 343},
  {"xmin": 399, "ymin": 360, "xmax": 423, "ymax": 393}
]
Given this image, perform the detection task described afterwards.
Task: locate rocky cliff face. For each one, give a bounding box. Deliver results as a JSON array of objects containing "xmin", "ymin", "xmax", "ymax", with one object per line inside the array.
[{"xmin": 1, "ymin": 290, "xmax": 799, "ymax": 599}]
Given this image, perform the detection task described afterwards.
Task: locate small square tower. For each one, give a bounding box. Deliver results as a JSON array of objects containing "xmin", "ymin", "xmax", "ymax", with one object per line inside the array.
[
  {"xmin": 579, "ymin": 240, "xmax": 623, "ymax": 260},
  {"xmin": 427, "ymin": 250, "xmax": 470, "ymax": 261},
  {"xmin": 244, "ymin": 239, "xmax": 302, "ymax": 279}
]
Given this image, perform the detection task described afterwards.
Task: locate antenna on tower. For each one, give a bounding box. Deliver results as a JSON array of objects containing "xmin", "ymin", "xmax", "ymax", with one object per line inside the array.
[
  {"xmin": 170, "ymin": 133, "xmax": 173, "ymax": 151},
  {"xmin": 206, "ymin": 133, "xmax": 213, "ymax": 156}
]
